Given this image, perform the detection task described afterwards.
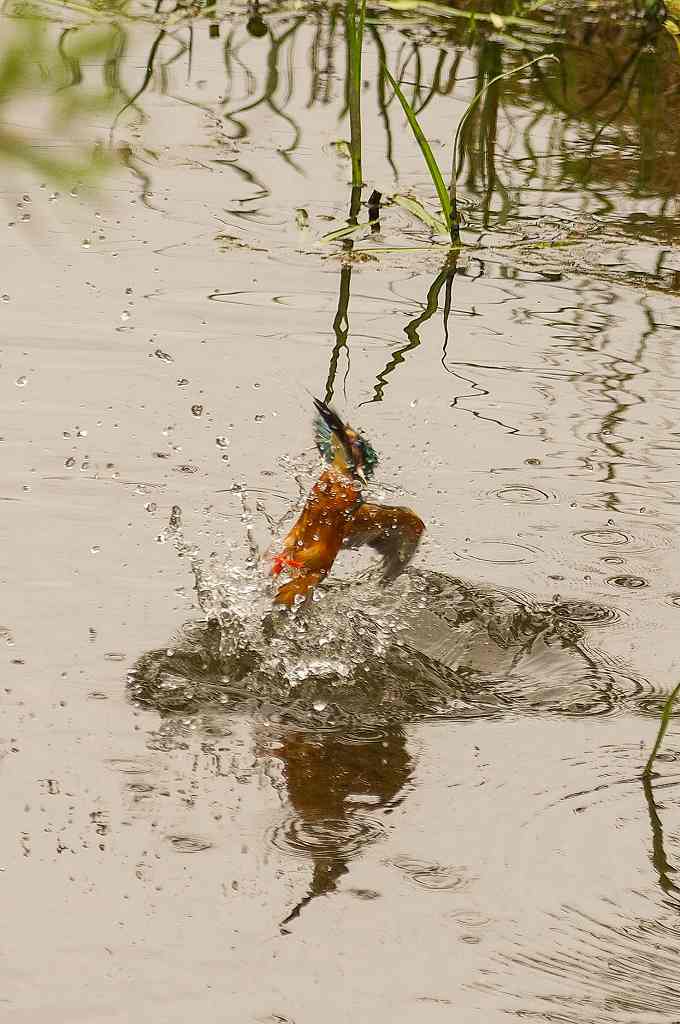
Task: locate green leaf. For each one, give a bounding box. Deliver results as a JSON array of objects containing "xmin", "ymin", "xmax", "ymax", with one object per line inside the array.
[
  {"xmin": 382, "ymin": 63, "xmax": 451, "ymax": 231},
  {"xmin": 321, "ymin": 220, "xmax": 371, "ymax": 242},
  {"xmin": 644, "ymin": 680, "xmax": 680, "ymax": 777},
  {"xmin": 392, "ymin": 194, "xmax": 448, "ymax": 235},
  {"xmin": 381, "ymin": 0, "xmax": 420, "ymax": 8}
]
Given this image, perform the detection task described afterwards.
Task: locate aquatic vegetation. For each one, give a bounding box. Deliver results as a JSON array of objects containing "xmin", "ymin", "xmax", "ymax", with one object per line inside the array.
[
  {"xmin": 345, "ymin": 53, "xmax": 559, "ymax": 247},
  {"xmin": 664, "ymin": 0, "xmax": 680, "ymax": 53},
  {"xmin": 643, "ymin": 680, "xmax": 680, "ymax": 776},
  {"xmin": 345, "ymin": 0, "xmax": 365, "ymax": 193},
  {"xmin": 0, "ymin": 16, "xmax": 118, "ymax": 184},
  {"xmin": 382, "ymin": 65, "xmax": 452, "ymax": 238}
]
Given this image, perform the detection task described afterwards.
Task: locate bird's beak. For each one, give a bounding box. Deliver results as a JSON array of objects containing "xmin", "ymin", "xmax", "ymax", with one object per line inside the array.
[
  {"xmin": 355, "ymin": 466, "xmax": 367, "ymax": 485},
  {"xmin": 313, "ymin": 397, "xmax": 345, "ymax": 437}
]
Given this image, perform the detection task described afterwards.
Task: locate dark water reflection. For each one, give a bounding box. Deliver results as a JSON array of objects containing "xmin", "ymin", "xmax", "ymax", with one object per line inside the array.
[{"xmin": 127, "ymin": 564, "xmax": 661, "ymax": 928}]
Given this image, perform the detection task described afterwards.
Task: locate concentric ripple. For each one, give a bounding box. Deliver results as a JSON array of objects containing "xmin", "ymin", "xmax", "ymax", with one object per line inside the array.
[
  {"xmin": 268, "ymin": 813, "xmax": 385, "ymax": 861},
  {"xmin": 453, "ymin": 541, "xmax": 538, "ymax": 564},
  {"xmin": 492, "ymin": 485, "xmax": 553, "ymax": 504},
  {"xmin": 575, "ymin": 521, "xmax": 674, "ymax": 557},
  {"xmin": 389, "ymin": 856, "xmax": 467, "ymax": 891},
  {"xmin": 607, "ymin": 575, "xmax": 649, "ymax": 589},
  {"xmin": 577, "ymin": 528, "xmax": 630, "ymax": 547},
  {"xmin": 207, "ymin": 289, "xmax": 412, "ymax": 316},
  {"xmin": 552, "ymin": 599, "xmax": 622, "ymax": 626}
]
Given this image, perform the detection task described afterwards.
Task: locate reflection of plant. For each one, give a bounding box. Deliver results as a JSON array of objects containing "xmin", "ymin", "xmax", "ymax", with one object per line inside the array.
[
  {"xmin": 381, "ymin": 53, "xmax": 557, "ymax": 245},
  {"xmin": 0, "ymin": 17, "xmax": 118, "ymax": 184}
]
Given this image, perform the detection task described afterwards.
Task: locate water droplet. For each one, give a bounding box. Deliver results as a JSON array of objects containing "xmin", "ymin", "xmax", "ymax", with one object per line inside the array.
[
  {"xmin": 15, "ymin": 376, "xmax": 27, "ymax": 387},
  {"xmin": 90, "ymin": 545, "xmax": 100, "ymax": 554},
  {"xmin": 177, "ymin": 378, "xmax": 189, "ymax": 387},
  {"xmin": 1, "ymin": 294, "xmax": 10, "ymax": 302},
  {"xmin": 48, "ymin": 192, "xmax": 59, "ymax": 202},
  {"xmin": 65, "ymin": 457, "xmax": 76, "ymax": 467},
  {"xmin": 22, "ymin": 194, "xmax": 31, "ymax": 204},
  {"xmin": 155, "ymin": 349, "xmax": 173, "ymax": 362},
  {"xmin": 125, "ymin": 287, "xmax": 133, "ymax": 295},
  {"xmin": 253, "ymin": 382, "xmax": 261, "ymax": 389},
  {"xmin": 215, "ymin": 436, "xmax": 229, "ymax": 448},
  {"xmin": 80, "ymin": 461, "xmax": 89, "ymax": 471},
  {"xmin": 20, "ymin": 213, "xmax": 30, "ymax": 222},
  {"xmin": 410, "ymin": 399, "xmax": 418, "ymax": 407},
  {"xmin": 254, "ymin": 414, "xmax": 265, "ymax": 423},
  {"xmin": 144, "ymin": 502, "xmax": 157, "ymax": 512},
  {"xmin": 221, "ymin": 454, "xmax": 230, "ymax": 462},
  {"xmin": 526, "ymin": 457, "xmax": 541, "ymax": 466},
  {"xmin": 120, "ymin": 311, "xmax": 130, "ymax": 322},
  {"xmin": 63, "ymin": 430, "xmax": 71, "ymax": 438},
  {"xmin": 76, "ymin": 428, "xmax": 88, "ymax": 437},
  {"xmin": 82, "ymin": 239, "xmax": 91, "ymax": 249},
  {"xmin": 312, "ymin": 701, "xmax": 327, "ymax": 712},
  {"xmin": 191, "ymin": 404, "xmax": 203, "ymax": 417}
]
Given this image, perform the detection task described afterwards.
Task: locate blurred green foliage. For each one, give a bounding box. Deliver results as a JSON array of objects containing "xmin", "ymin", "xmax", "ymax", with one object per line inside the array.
[{"xmin": 0, "ymin": 15, "xmax": 119, "ymax": 185}]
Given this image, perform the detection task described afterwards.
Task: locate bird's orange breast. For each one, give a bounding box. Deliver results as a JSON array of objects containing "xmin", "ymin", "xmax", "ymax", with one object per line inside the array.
[{"xmin": 278, "ymin": 469, "xmax": 362, "ymax": 574}]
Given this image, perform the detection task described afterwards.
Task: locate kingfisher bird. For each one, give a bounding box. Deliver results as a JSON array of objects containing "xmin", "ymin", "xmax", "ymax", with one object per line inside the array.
[{"xmin": 269, "ymin": 398, "xmax": 425, "ymax": 608}]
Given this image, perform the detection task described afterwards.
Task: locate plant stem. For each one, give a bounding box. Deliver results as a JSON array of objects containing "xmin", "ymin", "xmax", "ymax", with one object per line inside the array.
[
  {"xmin": 643, "ymin": 680, "xmax": 680, "ymax": 777},
  {"xmin": 346, "ymin": 0, "xmax": 366, "ymax": 190}
]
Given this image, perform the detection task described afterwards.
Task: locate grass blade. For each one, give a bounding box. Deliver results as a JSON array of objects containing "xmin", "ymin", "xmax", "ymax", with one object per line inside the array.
[
  {"xmin": 643, "ymin": 680, "xmax": 680, "ymax": 777},
  {"xmin": 392, "ymin": 194, "xmax": 448, "ymax": 235},
  {"xmin": 321, "ymin": 220, "xmax": 371, "ymax": 242},
  {"xmin": 382, "ymin": 63, "xmax": 451, "ymax": 234}
]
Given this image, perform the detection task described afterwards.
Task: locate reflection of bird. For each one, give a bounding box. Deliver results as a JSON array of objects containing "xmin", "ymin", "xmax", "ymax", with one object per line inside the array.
[
  {"xmin": 270, "ymin": 727, "xmax": 411, "ymax": 928},
  {"xmin": 270, "ymin": 399, "xmax": 425, "ymax": 608}
]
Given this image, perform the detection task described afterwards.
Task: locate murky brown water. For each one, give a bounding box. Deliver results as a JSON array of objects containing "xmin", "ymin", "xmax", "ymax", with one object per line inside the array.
[{"xmin": 3, "ymin": 2, "xmax": 680, "ymax": 1020}]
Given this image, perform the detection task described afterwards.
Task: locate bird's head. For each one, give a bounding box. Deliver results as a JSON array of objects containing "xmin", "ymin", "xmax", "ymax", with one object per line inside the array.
[{"xmin": 313, "ymin": 398, "xmax": 378, "ymax": 484}]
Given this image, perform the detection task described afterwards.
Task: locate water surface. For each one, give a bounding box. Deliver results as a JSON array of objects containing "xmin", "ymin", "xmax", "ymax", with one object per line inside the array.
[{"xmin": 3, "ymin": 2, "xmax": 680, "ymax": 1020}]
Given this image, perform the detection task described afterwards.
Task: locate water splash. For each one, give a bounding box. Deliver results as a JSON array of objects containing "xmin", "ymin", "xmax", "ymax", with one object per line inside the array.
[{"xmin": 128, "ymin": 504, "xmax": 649, "ymax": 731}]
